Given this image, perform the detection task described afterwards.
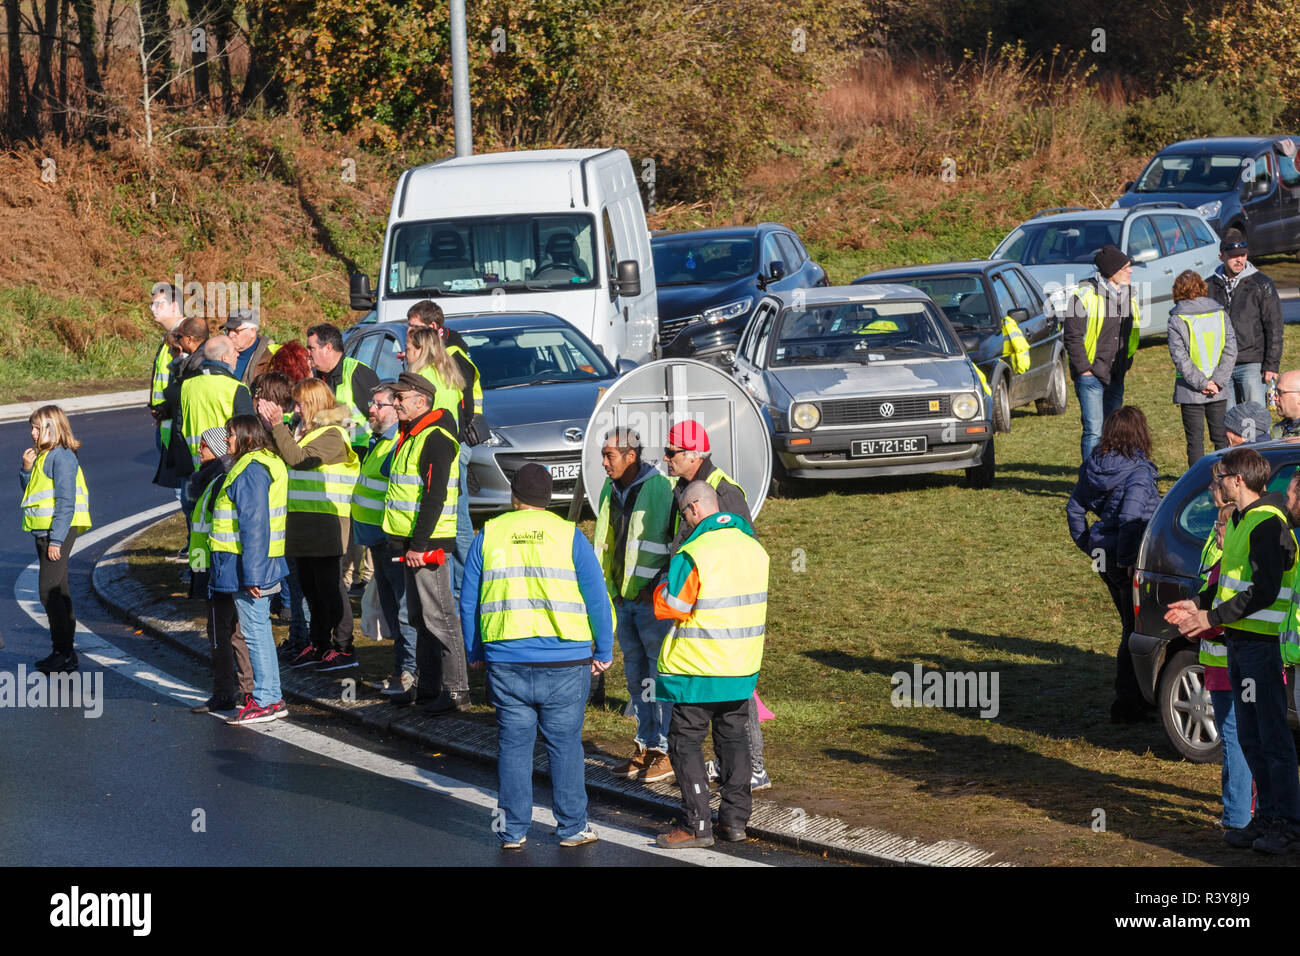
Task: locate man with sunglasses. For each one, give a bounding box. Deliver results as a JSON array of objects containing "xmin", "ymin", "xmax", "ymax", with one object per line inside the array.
[
  {"xmin": 1208, "ymin": 230, "xmax": 1283, "ymax": 411},
  {"xmin": 1167, "ymin": 447, "xmax": 1300, "ymax": 854},
  {"xmin": 1270, "ymin": 369, "xmax": 1300, "ymax": 439}
]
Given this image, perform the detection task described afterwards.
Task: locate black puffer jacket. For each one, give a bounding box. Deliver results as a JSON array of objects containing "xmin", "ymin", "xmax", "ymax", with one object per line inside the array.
[{"xmin": 1207, "ymin": 263, "xmax": 1282, "ymax": 373}]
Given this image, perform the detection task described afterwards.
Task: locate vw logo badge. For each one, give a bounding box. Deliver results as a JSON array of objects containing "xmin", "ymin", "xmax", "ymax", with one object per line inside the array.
[
  {"xmin": 879, "ymin": 402, "xmax": 895, "ymax": 418},
  {"xmin": 564, "ymin": 427, "xmax": 584, "ymax": 444}
]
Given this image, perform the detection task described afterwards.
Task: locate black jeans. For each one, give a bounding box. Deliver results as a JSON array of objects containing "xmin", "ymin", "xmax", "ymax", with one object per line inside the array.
[
  {"xmin": 36, "ymin": 528, "xmax": 78, "ymax": 654},
  {"xmin": 667, "ymin": 699, "xmax": 752, "ymax": 834},
  {"xmin": 208, "ymin": 592, "xmax": 253, "ymax": 700},
  {"xmin": 296, "ymin": 554, "xmax": 347, "ymax": 652},
  {"xmin": 1099, "ymin": 563, "xmax": 1142, "ymax": 706},
  {"xmin": 1179, "ymin": 400, "xmax": 1228, "ymax": 468}
]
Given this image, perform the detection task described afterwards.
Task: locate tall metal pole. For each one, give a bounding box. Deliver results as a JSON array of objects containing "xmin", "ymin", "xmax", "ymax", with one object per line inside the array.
[{"xmin": 450, "ymin": 0, "xmax": 472, "ymax": 156}]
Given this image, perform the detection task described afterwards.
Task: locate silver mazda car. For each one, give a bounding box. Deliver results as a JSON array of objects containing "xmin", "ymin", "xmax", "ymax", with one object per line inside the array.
[{"xmin": 345, "ymin": 311, "xmax": 629, "ymax": 513}]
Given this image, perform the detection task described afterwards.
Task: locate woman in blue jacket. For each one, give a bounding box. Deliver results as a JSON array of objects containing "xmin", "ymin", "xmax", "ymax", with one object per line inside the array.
[
  {"xmin": 210, "ymin": 415, "xmax": 291, "ymax": 725},
  {"xmin": 1067, "ymin": 406, "xmax": 1161, "ymax": 723}
]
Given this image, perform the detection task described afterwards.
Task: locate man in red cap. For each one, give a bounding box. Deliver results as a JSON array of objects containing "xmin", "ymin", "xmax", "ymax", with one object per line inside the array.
[{"xmin": 662, "ymin": 418, "xmax": 771, "ymax": 791}]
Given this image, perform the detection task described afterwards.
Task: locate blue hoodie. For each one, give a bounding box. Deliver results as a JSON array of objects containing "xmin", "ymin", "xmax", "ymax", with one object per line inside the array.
[{"xmin": 1066, "ymin": 450, "xmax": 1159, "ymax": 568}]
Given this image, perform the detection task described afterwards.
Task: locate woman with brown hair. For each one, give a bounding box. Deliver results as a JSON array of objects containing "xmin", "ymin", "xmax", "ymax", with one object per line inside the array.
[
  {"xmin": 257, "ymin": 377, "xmax": 360, "ymax": 672},
  {"xmin": 19, "ymin": 405, "xmax": 91, "ymax": 674},
  {"xmin": 1067, "ymin": 406, "xmax": 1162, "ymax": 723},
  {"xmin": 1168, "ymin": 269, "xmax": 1237, "ymax": 468}
]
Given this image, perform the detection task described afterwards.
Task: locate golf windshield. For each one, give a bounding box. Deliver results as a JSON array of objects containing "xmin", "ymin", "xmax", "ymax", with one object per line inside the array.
[
  {"xmin": 771, "ymin": 300, "xmax": 960, "ymax": 366},
  {"xmin": 1133, "ymin": 154, "xmax": 1247, "ymax": 193},
  {"xmin": 652, "ymin": 237, "xmax": 757, "ymax": 285},
  {"xmin": 385, "ymin": 214, "xmax": 599, "ymax": 296},
  {"xmin": 993, "ymin": 219, "xmax": 1122, "ymax": 266},
  {"xmin": 458, "ymin": 325, "xmax": 614, "ymax": 388}
]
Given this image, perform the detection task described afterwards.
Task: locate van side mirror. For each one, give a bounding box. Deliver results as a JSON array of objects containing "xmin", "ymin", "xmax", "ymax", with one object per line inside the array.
[
  {"xmin": 612, "ymin": 260, "xmax": 641, "ymax": 298},
  {"xmin": 1251, "ymin": 176, "xmax": 1272, "ymax": 198},
  {"xmin": 350, "ymin": 272, "xmax": 376, "ymax": 310}
]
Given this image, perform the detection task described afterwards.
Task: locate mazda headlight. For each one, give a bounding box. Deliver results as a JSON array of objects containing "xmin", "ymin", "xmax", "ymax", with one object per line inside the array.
[
  {"xmin": 1196, "ymin": 200, "xmax": 1222, "ymax": 220},
  {"xmin": 791, "ymin": 402, "xmax": 820, "ymax": 430},
  {"xmin": 952, "ymin": 393, "xmax": 979, "ymax": 420},
  {"xmin": 702, "ymin": 298, "xmax": 753, "ymax": 325}
]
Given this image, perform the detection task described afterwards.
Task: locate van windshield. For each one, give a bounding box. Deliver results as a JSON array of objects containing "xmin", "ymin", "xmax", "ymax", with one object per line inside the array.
[
  {"xmin": 386, "ymin": 214, "xmax": 599, "ymax": 296},
  {"xmin": 1134, "ymin": 154, "xmax": 1246, "ymax": 193}
]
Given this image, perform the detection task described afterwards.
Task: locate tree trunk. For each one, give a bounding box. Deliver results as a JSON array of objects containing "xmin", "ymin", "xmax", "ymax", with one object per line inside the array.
[
  {"xmin": 186, "ymin": 0, "xmax": 209, "ymax": 103},
  {"xmin": 213, "ymin": 3, "xmax": 232, "ymax": 115},
  {"xmin": 100, "ymin": 0, "xmax": 117, "ymax": 78},
  {"xmin": 54, "ymin": 0, "xmax": 68, "ymax": 139},
  {"xmin": 240, "ymin": 1, "xmax": 286, "ymax": 111},
  {"xmin": 27, "ymin": 0, "xmax": 57, "ymax": 137},
  {"xmin": 72, "ymin": 0, "xmax": 107, "ymax": 140},
  {"xmin": 139, "ymin": 0, "xmax": 172, "ymax": 105},
  {"xmin": 4, "ymin": 0, "xmax": 24, "ymax": 137}
]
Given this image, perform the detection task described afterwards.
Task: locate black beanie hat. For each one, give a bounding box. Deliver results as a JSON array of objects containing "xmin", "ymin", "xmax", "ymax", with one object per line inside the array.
[
  {"xmin": 511, "ymin": 462, "xmax": 553, "ymax": 508},
  {"xmin": 1094, "ymin": 244, "xmax": 1132, "ymax": 280}
]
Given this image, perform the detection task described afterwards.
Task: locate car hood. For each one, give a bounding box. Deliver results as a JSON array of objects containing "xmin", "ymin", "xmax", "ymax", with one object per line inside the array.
[
  {"xmin": 1118, "ymin": 190, "xmax": 1224, "ymax": 211},
  {"xmin": 483, "ymin": 378, "xmax": 612, "ymax": 429},
  {"xmin": 656, "ymin": 276, "xmax": 757, "ymax": 320},
  {"xmin": 768, "ymin": 356, "xmax": 977, "ymax": 402}
]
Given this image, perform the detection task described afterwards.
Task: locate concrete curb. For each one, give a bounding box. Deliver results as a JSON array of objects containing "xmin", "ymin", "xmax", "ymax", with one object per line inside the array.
[
  {"xmin": 0, "ymin": 390, "xmax": 150, "ymax": 424},
  {"xmin": 91, "ymin": 516, "xmax": 1008, "ymax": 868}
]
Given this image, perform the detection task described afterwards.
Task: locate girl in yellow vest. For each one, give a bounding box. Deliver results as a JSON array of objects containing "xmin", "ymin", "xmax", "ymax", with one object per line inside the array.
[
  {"xmin": 20, "ymin": 405, "xmax": 91, "ymax": 674},
  {"xmin": 258, "ymin": 378, "xmax": 359, "ymax": 672},
  {"xmin": 405, "ymin": 325, "xmax": 468, "ymax": 436}
]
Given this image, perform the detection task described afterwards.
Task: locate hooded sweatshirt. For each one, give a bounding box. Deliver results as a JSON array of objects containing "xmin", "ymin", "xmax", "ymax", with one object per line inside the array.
[
  {"xmin": 1066, "ymin": 450, "xmax": 1160, "ymax": 568},
  {"xmin": 1167, "ymin": 295, "xmax": 1237, "ymax": 404}
]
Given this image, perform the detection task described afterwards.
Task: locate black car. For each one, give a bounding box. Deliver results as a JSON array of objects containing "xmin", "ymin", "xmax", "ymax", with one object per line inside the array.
[
  {"xmin": 853, "ymin": 260, "xmax": 1068, "ymax": 433},
  {"xmin": 653, "ymin": 223, "xmax": 827, "ymax": 365},
  {"xmin": 1132, "ymin": 443, "xmax": 1300, "ymax": 762}
]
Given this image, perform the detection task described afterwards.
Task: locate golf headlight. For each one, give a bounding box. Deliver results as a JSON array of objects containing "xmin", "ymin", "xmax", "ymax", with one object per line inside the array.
[
  {"xmin": 791, "ymin": 402, "xmax": 820, "ymax": 430},
  {"xmin": 702, "ymin": 298, "xmax": 753, "ymax": 325},
  {"xmin": 1196, "ymin": 200, "xmax": 1222, "ymax": 220},
  {"xmin": 952, "ymin": 393, "xmax": 979, "ymax": 420}
]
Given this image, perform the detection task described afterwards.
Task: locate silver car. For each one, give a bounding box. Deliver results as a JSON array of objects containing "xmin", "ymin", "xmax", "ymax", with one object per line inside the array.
[
  {"xmin": 728, "ymin": 286, "xmax": 995, "ymax": 489},
  {"xmin": 344, "ymin": 311, "xmax": 628, "ymax": 513}
]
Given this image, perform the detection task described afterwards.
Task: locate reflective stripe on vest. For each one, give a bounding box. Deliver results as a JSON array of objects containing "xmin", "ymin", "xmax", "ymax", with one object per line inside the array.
[
  {"xmin": 286, "ymin": 424, "xmax": 360, "ymax": 516},
  {"xmin": 180, "ymin": 372, "xmax": 243, "ymax": 470},
  {"xmin": 1073, "ymin": 282, "xmax": 1140, "ymax": 365},
  {"xmin": 381, "ymin": 421, "xmax": 459, "ymax": 539},
  {"xmin": 334, "ymin": 357, "xmax": 372, "ymax": 447},
  {"xmin": 672, "ymin": 465, "xmax": 745, "ymax": 537},
  {"xmin": 446, "ymin": 343, "xmax": 483, "ymax": 416},
  {"xmin": 188, "ymin": 478, "xmax": 219, "ymax": 571},
  {"xmin": 350, "ymin": 434, "xmax": 397, "ymax": 527},
  {"xmin": 1197, "ymin": 531, "xmax": 1228, "ymax": 667},
  {"xmin": 478, "ymin": 509, "xmax": 592, "ymax": 644},
  {"xmin": 592, "ymin": 472, "xmax": 674, "ymax": 599},
  {"xmin": 657, "ymin": 523, "xmax": 768, "ymax": 678},
  {"xmin": 1177, "ymin": 310, "xmax": 1227, "ymax": 381},
  {"xmin": 20, "ymin": 450, "xmax": 91, "ymax": 532},
  {"xmin": 1214, "ymin": 504, "xmax": 1299, "ymax": 635},
  {"xmin": 209, "ymin": 449, "xmax": 288, "ymax": 556}
]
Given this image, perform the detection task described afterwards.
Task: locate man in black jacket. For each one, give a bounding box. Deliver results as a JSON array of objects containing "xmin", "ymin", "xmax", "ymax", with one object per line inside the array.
[{"xmin": 1208, "ymin": 230, "xmax": 1283, "ymax": 410}]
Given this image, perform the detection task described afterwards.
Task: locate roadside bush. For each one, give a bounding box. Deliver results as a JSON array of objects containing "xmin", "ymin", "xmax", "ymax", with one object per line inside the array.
[{"xmin": 1121, "ymin": 77, "xmax": 1286, "ymax": 156}]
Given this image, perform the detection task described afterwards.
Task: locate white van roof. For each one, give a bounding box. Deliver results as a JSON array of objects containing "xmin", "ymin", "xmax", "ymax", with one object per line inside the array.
[{"xmin": 396, "ymin": 148, "xmax": 625, "ymax": 220}]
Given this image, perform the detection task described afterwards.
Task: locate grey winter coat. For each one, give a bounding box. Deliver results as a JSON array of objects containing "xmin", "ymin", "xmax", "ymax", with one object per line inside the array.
[{"xmin": 1167, "ymin": 296, "xmax": 1237, "ymax": 405}]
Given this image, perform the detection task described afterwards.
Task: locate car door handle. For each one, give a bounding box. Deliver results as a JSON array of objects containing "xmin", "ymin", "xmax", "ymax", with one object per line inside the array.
[
  {"xmin": 1195, "ymin": 260, "xmax": 1204, "ymax": 267},
  {"xmin": 1162, "ymin": 268, "xmax": 1173, "ymax": 275}
]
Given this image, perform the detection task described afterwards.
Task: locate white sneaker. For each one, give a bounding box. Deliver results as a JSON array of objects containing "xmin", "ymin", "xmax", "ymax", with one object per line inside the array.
[
  {"xmin": 559, "ymin": 827, "xmax": 599, "ymax": 847},
  {"xmin": 705, "ymin": 759, "xmax": 720, "ymax": 782},
  {"xmin": 382, "ymin": 671, "xmax": 416, "ymax": 695}
]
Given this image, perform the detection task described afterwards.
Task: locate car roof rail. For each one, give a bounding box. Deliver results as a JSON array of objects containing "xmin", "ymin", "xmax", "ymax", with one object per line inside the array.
[
  {"xmin": 1127, "ymin": 202, "xmax": 1189, "ymax": 212},
  {"xmin": 1031, "ymin": 206, "xmax": 1090, "ymax": 219}
]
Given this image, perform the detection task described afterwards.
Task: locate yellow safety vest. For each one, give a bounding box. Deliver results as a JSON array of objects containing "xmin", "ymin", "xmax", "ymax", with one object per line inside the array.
[
  {"xmin": 672, "ymin": 465, "xmax": 745, "ymax": 537},
  {"xmin": 209, "ymin": 449, "xmax": 288, "ymax": 557},
  {"xmin": 333, "ymin": 356, "xmax": 372, "ymax": 448},
  {"xmin": 20, "ymin": 450, "xmax": 91, "ymax": 533},
  {"xmin": 417, "ymin": 365, "xmax": 465, "ymax": 437},
  {"xmin": 1175, "ymin": 310, "xmax": 1227, "ymax": 381},
  {"xmin": 1073, "ymin": 281, "xmax": 1140, "ymax": 365},
  {"xmin": 1197, "ymin": 531, "xmax": 1228, "ymax": 668},
  {"xmin": 286, "ymin": 424, "xmax": 360, "ymax": 517},
  {"xmin": 381, "ymin": 419, "xmax": 459, "ymax": 540},
  {"xmin": 350, "ymin": 433, "xmax": 397, "ymax": 528},
  {"xmin": 151, "ymin": 341, "xmax": 174, "ymax": 447},
  {"xmin": 446, "ymin": 342, "xmax": 483, "ymax": 417},
  {"xmin": 188, "ymin": 478, "xmax": 219, "ymax": 572},
  {"xmin": 1002, "ymin": 314, "xmax": 1031, "ymax": 374},
  {"xmin": 478, "ymin": 509, "xmax": 594, "ymax": 644},
  {"xmin": 592, "ymin": 472, "xmax": 674, "ymax": 600},
  {"xmin": 180, "ymin": 372, "xmax": 244, "ymax": 470},
  {"xmin": 658, "ymin": 522, "xmax": 768, "ymax": 678},
  {"xmin": 1215, "ymin": 503, "xmax": 1298, "ymax": 637}
]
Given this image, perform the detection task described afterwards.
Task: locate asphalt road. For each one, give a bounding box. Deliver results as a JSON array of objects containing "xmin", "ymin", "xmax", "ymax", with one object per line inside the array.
[{"xmin": 0, "ymin": 406, "xmax": 831, "ymax": 868}]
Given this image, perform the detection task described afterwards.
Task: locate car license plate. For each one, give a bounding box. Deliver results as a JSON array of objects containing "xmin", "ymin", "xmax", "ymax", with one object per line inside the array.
[
  {"xmin": 546, "ymin": 462, "xmax": 582, "ymax": 480},
  {"xmin": 850, "ymin": 437, "xmax": 926, "ymax": 458}
]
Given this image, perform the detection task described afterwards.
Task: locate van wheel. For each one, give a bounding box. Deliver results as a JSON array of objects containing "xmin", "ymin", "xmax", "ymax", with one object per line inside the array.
[
  {"xmin": 1036, "ymin": 352, "xmax": 1069, "ymax": 416},
  {"xmin": 1157, "ymin": 647, "xmax": 1221, "ymax": 763},
  {"xmin": 992, "ymin": 376, "xmax": 1011, "ymax": 434},
  {"xmin": 964, "ymin": 439, "xmax": 995, "ymax": 489}
]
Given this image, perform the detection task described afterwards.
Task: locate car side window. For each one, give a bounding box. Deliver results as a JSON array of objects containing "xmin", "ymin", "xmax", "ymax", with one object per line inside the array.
[
  {"xmin": 776, "ymin": 234, "xmax": 803, "ymax": 268},
  {"xmin": 1001, "ymin": 269, "xmax": 1035, "ymax": 312},
  {"xmin": 1153, "ymin": 214, "xmax": 1192, "ymax": 255},
  {"xmin": 990, "ymin": 274, "xmax": 1017, "ymax": 318},
  {"xmin": 375, "ymin": 332, "xmax": 404, "ymax": 382},
  {"xmin": 751, "ymin": 304, "xmax": 778, "ymax": 364},
  {"xmin": 1126, "ymin": 216, "xmax": 1161, "ymax": 259},
  {"xmin": 1280, "ymin": 148, "xmax": 1300, "ymax": 188},
  {"xmin": 1187, "ymin": 216, "xmax": 1217, "ymax": 248},
  {"xmin": 762, "ymin": 233, "xmax": 783, "ymax": 267},
  {"xmin": 741, "ymin": 303, "xmax": 770, "ymax": 363}
]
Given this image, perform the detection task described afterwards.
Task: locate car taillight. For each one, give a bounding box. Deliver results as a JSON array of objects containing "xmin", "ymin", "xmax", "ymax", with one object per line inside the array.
[{"xmin": 1133, "ymin": 570, "xmax": 1142, "ymax": 616}]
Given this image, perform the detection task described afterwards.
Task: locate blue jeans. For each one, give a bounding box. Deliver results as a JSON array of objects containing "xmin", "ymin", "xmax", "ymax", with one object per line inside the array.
[
  {"xmin": 284, "ymin": 558, "xmax": 311, "ymax": 647},
  {"xmin": 234, "ymin": 590, "xmax": 281, "ymax": 708},
  {"xmin": 487, "ymin": 662, "xmax": 590, "ymax": 843},
  {"xmin": 614, "ymin": 596, "xmax": 674, "ymax": 753},
  {"xmin": 372, "ymin": 540, "xmax": 417, "ymax": 674},
  {"xmin": 451, "ymin": 442, "xmax": 473, "ymax": 604},
  {"xmin": 1227, "ymin": 639, "xmax": 1300, "ymax": 824},
  {"xmin": 1226, "ymin": 362, "xmax": 1266, "ymax": 411},
  {"xmin": 1210, "ymin": 688, "xmax": 1254, "ymax": 829},
  {"xmin": 1076, "ymin": 373, "xmax": 1124, "ymax": 461}
]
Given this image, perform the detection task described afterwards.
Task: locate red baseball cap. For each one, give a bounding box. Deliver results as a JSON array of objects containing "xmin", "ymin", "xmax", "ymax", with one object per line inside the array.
[{"xmin": 666, "ymin": 420, "xmax": 710, "ymax": 452}]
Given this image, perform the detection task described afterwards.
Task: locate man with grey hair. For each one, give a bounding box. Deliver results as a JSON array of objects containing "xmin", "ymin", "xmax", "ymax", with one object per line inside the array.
[
  {"xmin": 592, "ymin": 425, "xmax": 677, "ymax": 783},
  {"xmin": 222, "ymin": 307, "xmax": 277, "ymax": 387}
]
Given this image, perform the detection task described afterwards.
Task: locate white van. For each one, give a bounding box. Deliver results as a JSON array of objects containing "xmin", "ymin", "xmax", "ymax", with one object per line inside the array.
[{"xmin": 351, "ymin": 148, "xmax": 658, "ymax": 363}]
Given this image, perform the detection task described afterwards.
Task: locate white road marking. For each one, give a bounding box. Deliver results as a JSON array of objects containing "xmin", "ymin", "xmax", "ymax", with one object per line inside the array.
[{"xmin": 11, "ymin": 505, "xmax": 767, "ymax": 866}]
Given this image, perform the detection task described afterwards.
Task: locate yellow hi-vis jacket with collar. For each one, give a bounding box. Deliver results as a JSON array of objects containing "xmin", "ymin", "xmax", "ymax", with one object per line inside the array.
[
  {"xmin": 1071, "ymin": 279, "xmax": 1140, "ymax": 368},
  {"xmin": 1213, "ymin": 501, "xmax": 1298, "ymax": 637},
  {"xmin": 20, "ymin": 449, "xmax": 91, "ymax": 534},
  {"xmin": 593, "ymin": 470, "xmax": 674, "ymax": 601}
]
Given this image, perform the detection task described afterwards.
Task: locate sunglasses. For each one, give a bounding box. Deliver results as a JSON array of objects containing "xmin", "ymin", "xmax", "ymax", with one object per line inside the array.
[{"xmin": 663, "ymin": 448, "xmax": 686, "ymax": 459}]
